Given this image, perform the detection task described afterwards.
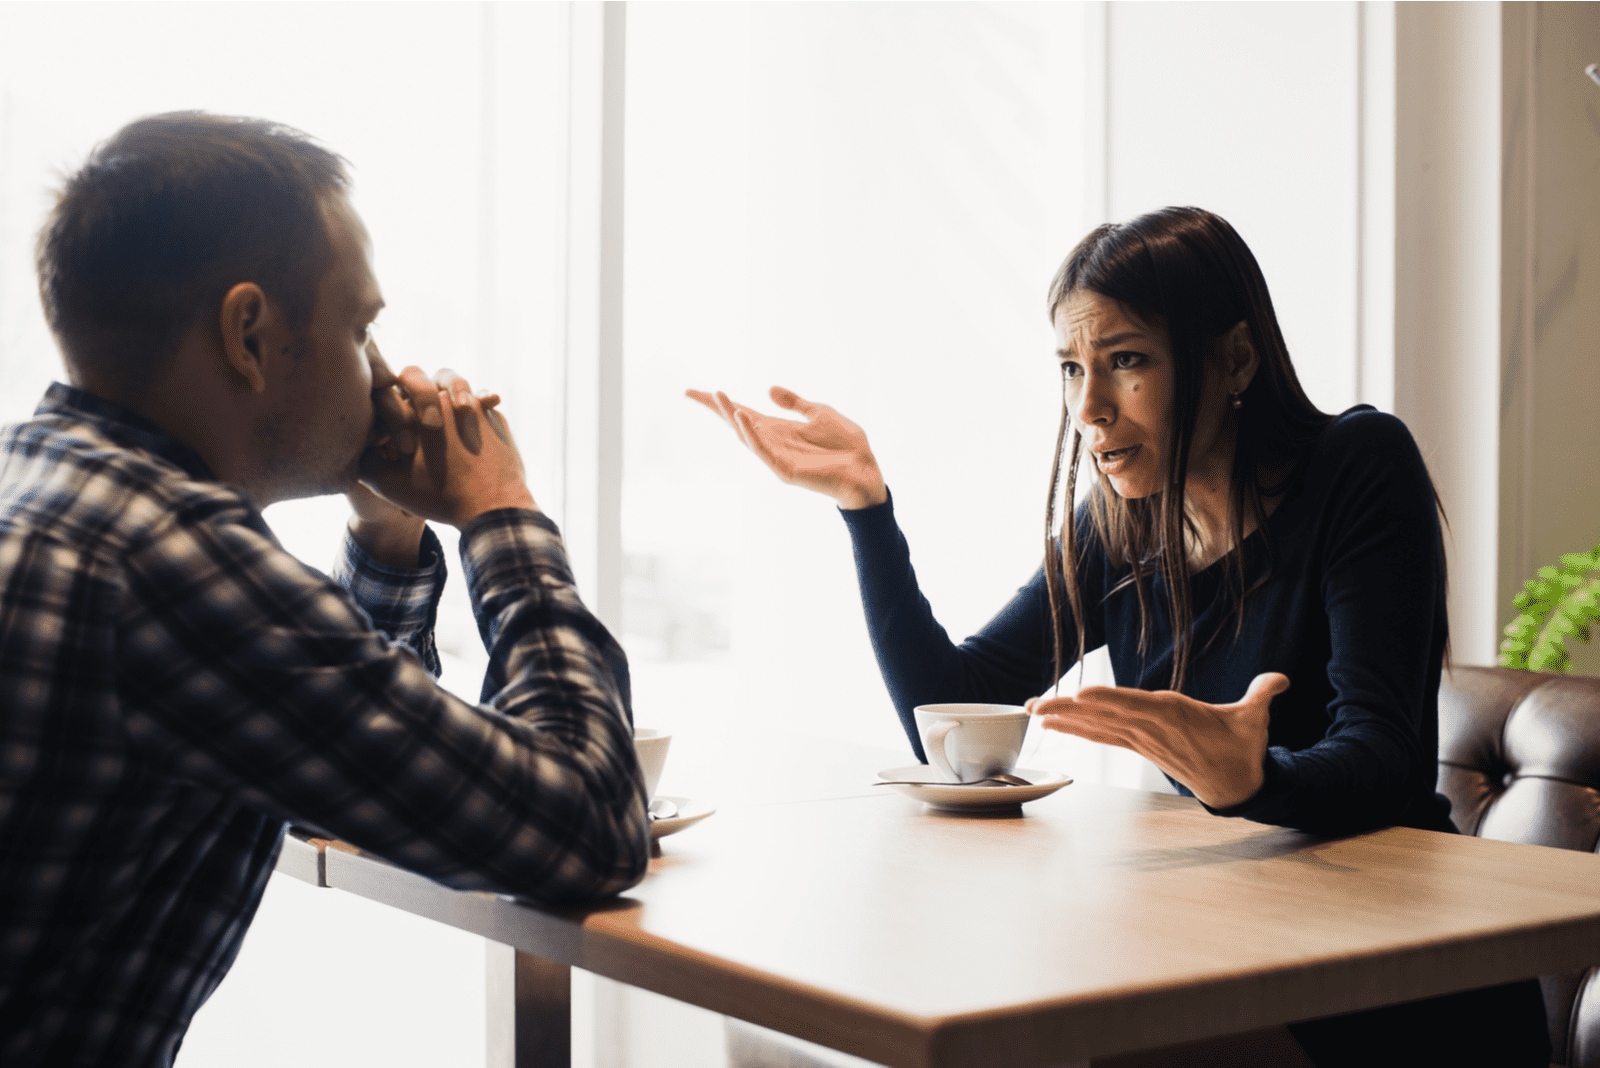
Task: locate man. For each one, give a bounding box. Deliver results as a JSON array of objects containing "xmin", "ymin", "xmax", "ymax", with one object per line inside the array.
[{"xmin": 0, "ymin": 112, "xmax": 649, "ymax": 1066}]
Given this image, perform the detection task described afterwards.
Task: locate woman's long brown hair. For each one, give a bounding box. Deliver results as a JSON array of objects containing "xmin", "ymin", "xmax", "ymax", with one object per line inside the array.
[{"xmin": 1042, "ymin": 207, "xmax": 1340, "ymax": 695}]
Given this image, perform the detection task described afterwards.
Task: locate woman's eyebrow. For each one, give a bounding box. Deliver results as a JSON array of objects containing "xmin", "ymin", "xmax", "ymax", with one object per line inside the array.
[{"xmin": 1057, "ymin": 330, "xmax": 1150, "ymax": 359}]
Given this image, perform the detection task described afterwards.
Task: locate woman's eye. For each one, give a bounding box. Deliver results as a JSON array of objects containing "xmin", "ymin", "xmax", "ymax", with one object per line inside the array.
[
  {"xmin": 1060, "ymin": 361, "xmax": 1082, "ymax": 379},
  {"xmin": 1113, "ymin": 351, "xmax": 1145, "ymax": 370}
]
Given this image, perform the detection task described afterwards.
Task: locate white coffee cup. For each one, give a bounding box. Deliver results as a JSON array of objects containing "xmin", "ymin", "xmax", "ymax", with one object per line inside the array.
[
  {"xmin": 633, "ymin": 728, "xmax": 671, "ymax": 798},
  {"xmin": 913, "ymin": 704, "xmax": 1029, "ymax": 784}
]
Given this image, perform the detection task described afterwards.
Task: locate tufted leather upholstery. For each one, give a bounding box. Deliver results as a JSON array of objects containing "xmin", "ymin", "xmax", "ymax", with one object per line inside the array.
[{"xmin": 1439, "ymin": 665, "xmax": 1600, "ymax": 1068}]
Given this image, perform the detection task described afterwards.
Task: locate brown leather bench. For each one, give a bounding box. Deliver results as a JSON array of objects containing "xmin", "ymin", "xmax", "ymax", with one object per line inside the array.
[{"xmin": 1439, "ymin": 665, "xmax": 1600, "ymax": 1068}]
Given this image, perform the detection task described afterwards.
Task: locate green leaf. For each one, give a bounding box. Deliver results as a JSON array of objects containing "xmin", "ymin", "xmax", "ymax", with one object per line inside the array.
[{"xmin": 1506, "ymin": 549, "xmax": 1600, "ymax": 674}]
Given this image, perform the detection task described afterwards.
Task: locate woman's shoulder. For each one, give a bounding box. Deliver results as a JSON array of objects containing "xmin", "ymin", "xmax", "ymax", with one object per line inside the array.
[
  {"xmin": 1309, "ymin": 405, "xmax": 1427, "ymax": 475},
  {"xmin": 1282, "ymin": 406, "xmax": 1435, "ymax": 524}
]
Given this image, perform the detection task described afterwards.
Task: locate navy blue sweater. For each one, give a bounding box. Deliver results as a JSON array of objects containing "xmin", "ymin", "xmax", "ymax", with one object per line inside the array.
[{"xmin": 842, "ymin": 406, "xmax": 1456, "ymax": 836}]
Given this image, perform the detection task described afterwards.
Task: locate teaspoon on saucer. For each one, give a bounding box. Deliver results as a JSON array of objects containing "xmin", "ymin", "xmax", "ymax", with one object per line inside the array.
[
  {"xmin": 648, "ymin": 798, "xmax": 679, "ymax": 820},
  {"xmin": 873, "ymin": 773, "xmax": 1034, "ymax": 788}
]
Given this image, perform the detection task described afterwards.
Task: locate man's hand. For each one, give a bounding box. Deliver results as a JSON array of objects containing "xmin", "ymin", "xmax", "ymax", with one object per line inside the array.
[
  {"xmin": 1026, "ymin": 673, "xmax": 1289, "ymax": 809},
  {"xmin": 360, "ymin": 366, "xmax": 536, "ymax": 528}
]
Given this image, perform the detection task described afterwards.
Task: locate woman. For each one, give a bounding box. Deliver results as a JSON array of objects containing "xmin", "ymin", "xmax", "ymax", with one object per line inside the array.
[{"xmin": 689, "ymin": 207, "xmax": 1547, "ymax": 1067}]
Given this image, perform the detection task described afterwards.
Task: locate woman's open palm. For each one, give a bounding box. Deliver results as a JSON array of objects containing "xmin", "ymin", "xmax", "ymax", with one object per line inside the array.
[
  {"xmin": 686, "ymin": 386, "xmax": 888, "ymax": 510},
  {"xmin": 1027, "ymin": 673, "xmax": 1289, "ymax": 809}
]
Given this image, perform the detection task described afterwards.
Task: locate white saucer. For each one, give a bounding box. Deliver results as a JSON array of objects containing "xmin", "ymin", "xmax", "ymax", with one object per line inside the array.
[
  {"xmin": 650, "ymin": 796, "xmax": 715, "ymax": 840},
  {"xmin": 875, "ymin": 766, "xmax": 1073, "ymax": 811}
]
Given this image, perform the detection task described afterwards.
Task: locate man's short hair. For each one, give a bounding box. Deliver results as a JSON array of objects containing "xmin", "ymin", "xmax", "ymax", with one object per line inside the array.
[{"xmin": 36, "ymin": 112, "xmax": 349, "ymax": 394}]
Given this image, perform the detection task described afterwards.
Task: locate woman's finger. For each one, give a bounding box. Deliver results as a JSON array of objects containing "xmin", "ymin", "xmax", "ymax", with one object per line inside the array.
[
  {"xmin": 1033, "ymin": 694, "xmax": 1138, "ymax": 722},
  {"xmin": 1237, "ymin": 672, "xmax": 1291, "ymax": 707},
  {"xmin": 685, "ymin": 389, "xmax": 727, "ymax": 422},
  {"xmin": 718, "ymin": 392, "xmax": 758, "ymax": 448},
  {"xmin": 770, "ymin": 385, "xmax": 822, "ymax": 418},
  {"xmin": 736, "ymin": 409, "xmax": 795, "ymax": 480},
  {"xmin": 1035, "ymin": 714, "xmax": 1139, "ymax": 750}
]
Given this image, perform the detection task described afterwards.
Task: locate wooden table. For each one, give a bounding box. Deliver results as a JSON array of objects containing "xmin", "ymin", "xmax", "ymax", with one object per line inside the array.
[{"xmin": 277, "ymin": 772, "xmax": 1600, "ymax": 1068}]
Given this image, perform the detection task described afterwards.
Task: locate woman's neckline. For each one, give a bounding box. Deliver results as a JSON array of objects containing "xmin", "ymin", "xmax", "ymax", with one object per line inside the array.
[{"xmin": 1184, "ymin": 460, "xmax": 1300, "ymax": 575}]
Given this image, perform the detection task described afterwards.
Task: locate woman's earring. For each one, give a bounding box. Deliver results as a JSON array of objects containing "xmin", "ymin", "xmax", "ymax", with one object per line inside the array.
[{"xmin": 1229, "ymin": 392, "xmax": 1243, "ymax": 410}]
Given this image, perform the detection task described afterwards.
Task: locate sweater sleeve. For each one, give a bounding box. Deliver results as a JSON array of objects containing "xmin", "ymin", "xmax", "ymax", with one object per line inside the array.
[
  {"xmin": 840, "ymin": 489, "xmax": 1097, "ymax": 760},
  {"xmin": 1207, "ymin": 412, "xmax": 1452, "ymax": 834}
]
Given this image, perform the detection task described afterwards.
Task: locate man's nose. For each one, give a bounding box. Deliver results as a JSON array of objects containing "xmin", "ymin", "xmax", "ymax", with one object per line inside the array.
[{"xmin": 366, "ymin": 340, "xmax": 397, "ymax": 392}]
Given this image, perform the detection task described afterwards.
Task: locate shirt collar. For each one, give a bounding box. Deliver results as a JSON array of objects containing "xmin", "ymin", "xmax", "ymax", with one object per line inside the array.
[{"xmin": 38, "ymin": 382, "xmax": 219, "ymax": 484}]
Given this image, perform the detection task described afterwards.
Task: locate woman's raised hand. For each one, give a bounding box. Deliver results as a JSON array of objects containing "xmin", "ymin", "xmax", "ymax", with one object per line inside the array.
[
  {"xmin": 685, "ymin": 386, "xmax": 889, "ymax": 510},
  {"xmin": 1026, "ymin": 673, "xmax": 1290, "ymax": 809}
]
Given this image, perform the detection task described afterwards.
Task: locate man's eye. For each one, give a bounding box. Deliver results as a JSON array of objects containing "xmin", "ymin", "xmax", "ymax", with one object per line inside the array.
[
  {"xmin": 1060, "ymin": 361, "xmax": 1081, "ymax": 379},
  {"xmin": 1113, "ymin": 351, "xmax": 1145, "ymax": 369}
]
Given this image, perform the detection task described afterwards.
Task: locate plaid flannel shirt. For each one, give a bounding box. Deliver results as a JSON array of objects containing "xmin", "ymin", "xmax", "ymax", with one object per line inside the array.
[{"xmin": 0, "ymin": 384, "xmax": 649, "ymax": 1067}]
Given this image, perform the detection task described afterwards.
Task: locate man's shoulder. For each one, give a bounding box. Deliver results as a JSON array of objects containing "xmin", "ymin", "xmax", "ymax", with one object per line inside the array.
[{"xmin": 0, "ymin": 411, "xmax": 255, "ymax": 556}]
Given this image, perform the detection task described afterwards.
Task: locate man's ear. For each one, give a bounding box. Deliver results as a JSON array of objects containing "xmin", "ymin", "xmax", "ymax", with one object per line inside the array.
[
  {"xmin": 219, "ymin": 282, "xmax": 285, "ymax": 394},
  {"xmin": 1220, "ymin": 320, "xmax": 1260, "ymax": 394}
]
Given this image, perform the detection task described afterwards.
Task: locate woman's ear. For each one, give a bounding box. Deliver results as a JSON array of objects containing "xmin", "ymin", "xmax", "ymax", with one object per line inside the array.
[
  {"xmin": 219, "ymin": 282, "xmax": 285, "ymax": 394},
  {"xmin": 1221, "ymin": 320, "xmax": 1260, "ymax": 394}
]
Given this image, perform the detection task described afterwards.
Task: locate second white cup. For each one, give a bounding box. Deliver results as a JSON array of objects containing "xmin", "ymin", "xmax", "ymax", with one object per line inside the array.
[
  {"xmin": 913, "ymin": 704, "xmax": 1029, "ymax": 784},
  {"xmin": 633, "ymin": 727, "xmax": 671, "ymax": 798}
]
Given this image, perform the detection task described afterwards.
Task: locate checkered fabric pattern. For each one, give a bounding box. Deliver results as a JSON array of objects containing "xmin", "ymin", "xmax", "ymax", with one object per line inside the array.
[{"xmin": 0, "ymin": 384, "xmax": 649, "ymax": 1067}]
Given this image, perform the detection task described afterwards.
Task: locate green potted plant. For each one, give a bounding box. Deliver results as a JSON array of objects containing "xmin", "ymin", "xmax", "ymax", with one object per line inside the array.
[{"xmin": 1499, "ymin": 543, "xmax": 1600, "ymax": 672}]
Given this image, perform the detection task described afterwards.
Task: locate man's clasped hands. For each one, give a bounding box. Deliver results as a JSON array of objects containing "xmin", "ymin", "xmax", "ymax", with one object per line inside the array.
[{"xmin": 345, "ymin": 350, "xmax": 535, "ymax": 569}]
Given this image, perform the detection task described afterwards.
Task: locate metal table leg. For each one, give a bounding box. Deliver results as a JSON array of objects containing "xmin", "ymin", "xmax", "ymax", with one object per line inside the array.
[{"xmin": 487, "ymin": 942, "xmax": 571, "ymax": 1068}]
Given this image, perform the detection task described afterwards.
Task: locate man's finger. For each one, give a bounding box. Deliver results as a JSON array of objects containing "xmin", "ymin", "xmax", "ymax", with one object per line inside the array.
[
  {"xmin": 454, "ymin": 390, "xmax": 484, "ymax": 455},
  {"xmin": 433, "ymin": 367, "xmax": 473, "ymax": 408},
  {"xmin": 374, "ymin": 384, "xmax": 417, "ymax": 454},
  {"xmin": 399, "ymin": 366, "xmax": 445, "ymax": 428},
  {"xmin": 483, "ymin": 404, "xmax": 515, "ymax": 448}
]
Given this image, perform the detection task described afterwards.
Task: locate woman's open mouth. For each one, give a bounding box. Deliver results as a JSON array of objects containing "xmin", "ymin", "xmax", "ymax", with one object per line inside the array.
[{"xmin": 1095, "ymin": 444, "xmax": 1140, "ymax": 473}]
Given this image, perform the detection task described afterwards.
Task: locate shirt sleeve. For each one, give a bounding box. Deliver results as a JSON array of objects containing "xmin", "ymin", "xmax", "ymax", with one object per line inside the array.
[
  {"xmin": 115, "ymin": 502, "xmax": 650, "ymax": 903},
  {"xmin": 1207, "ymin": 413, "xmax": 1451, "ymax": 834},
  {"xmin": 331, "ymin": 524, "xmax": 447, "ymax": 677},
  {"xmin": 840, "ymin": 489, "xmax": 1093, "ymax": 761}
]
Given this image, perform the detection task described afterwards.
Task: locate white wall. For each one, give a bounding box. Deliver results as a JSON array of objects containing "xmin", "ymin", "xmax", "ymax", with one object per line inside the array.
[
  {"xmin": 1498, "ymin": 2, "xmax": 1600, "ymax": 676},
  {"xmin": 1106, "ymin": 1, "xmax": 1363, "ymax": 417},
  {"xmin": 1390, "ymin": 1, "xmax": 1505, "ymax": 667}
]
